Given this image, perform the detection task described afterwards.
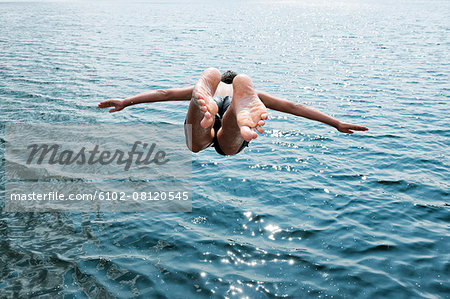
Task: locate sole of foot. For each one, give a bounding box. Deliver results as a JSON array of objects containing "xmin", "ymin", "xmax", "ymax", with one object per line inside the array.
[
  {"xmin": 192, "ymin": 68, "xmax": 221, "ymax": 128},
  {"xmin": 232, "ymin": 74, "xmax": 268, "ymax": 142}
]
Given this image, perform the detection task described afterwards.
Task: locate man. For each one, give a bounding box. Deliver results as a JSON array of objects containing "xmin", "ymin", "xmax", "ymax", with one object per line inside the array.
[{"xmin": 98, "ymin": 68, "xmax": 368, "ymax": 156}]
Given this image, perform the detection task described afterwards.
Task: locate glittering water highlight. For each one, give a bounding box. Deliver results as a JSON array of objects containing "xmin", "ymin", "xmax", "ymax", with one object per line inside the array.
[{"xmin": 0, "ymin": 0, "xmax": 449, "ymax": 297}]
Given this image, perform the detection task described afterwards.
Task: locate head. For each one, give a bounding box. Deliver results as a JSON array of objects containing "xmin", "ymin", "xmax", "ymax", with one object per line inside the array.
[{"xmin": 221, "ymin": 70, "xmax": 238, "ymax": 84}]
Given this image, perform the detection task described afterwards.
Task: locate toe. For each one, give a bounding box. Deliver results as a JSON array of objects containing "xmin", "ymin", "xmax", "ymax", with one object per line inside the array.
[
  {"xmin": 261, "ymin": 113, "xmax": 268, "ymax": 120},
  {"xmin": 200, "ymin": 116, "xmax": 213, "ymax": 128},
  {"xmin": 240, "ymin": 126, "xmax": 254, "ymax": 142},
  {"xmin": 258, "ymin": 120, "xmax": 265, "ymax": 127},
  {"xmin": 256, "ymin": 125, "xmax": 264, "ymax": 134}
]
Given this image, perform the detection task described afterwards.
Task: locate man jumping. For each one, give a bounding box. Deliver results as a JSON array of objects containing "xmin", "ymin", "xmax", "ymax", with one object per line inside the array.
[{"xmin": 98, "ymin": 68, "xmax": 368, "ymax": 156}]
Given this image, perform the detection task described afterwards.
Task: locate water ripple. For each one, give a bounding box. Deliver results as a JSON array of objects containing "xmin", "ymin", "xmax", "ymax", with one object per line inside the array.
[{"xmin": 1, "ymin": 0, "xmax": 449, "ymax": 297}]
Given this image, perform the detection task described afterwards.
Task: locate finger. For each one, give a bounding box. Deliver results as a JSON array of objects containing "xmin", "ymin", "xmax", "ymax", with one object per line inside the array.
[
  {"xmin": 351, "ymin": 125, "xmax": 368, "ymax": 131},
  {"xmin": 98, "ymin": 101, "xmax": 113, "ymax": 108}
]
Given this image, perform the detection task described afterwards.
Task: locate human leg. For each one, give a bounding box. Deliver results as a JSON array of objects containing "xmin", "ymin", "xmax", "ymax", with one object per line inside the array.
[
  {"xmin": 216, "ymin": 74, "xmax": 268, "ymax": 155},
  {"xmin": 185, "ymin": 68, "xmax": 221, "ymax": 152}
]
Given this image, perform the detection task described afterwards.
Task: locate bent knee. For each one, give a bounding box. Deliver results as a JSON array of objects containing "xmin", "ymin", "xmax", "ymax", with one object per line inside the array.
[
  {"xmin": 189, "ymin": 145, "xmax": 203, "ymax": 153},
  {"xmin": 216, "ymin": 144, "xmax": 239, "ymax": 156},
  {"xmin": 186, "ymin": 142, "xmax": 204, "ymax": 153}
]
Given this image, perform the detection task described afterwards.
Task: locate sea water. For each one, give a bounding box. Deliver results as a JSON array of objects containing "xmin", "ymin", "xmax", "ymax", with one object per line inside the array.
[{"xmin": 0, "ymin": 0, "xmax": 449, "ymax": 297}]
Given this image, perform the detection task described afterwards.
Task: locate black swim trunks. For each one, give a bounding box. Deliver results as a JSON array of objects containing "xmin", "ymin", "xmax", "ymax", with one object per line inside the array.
[
  {"xmin": 184, "ymin": 96, "xmax": 249, "ymax": 155},
  {"xmin": 211, "ymin": 96, "xmax": 249, "ymax": 155}
]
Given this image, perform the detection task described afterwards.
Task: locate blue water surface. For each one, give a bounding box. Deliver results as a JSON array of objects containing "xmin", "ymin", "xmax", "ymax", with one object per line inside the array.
[{"xmin": 0, "ymin": 0, "xmax": 449, "ymax": 297}]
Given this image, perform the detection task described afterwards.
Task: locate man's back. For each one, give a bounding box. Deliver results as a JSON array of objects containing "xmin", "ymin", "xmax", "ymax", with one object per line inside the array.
[{"xmin": 214, "ymin": 81, "xmax": 234, "ymax": 97}]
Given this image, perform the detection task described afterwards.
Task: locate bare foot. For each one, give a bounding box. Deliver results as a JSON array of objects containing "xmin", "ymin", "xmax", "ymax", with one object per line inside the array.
[
  {"xmin": 232, "ymin": 75, "xmax": 268, "ymax": 142},
  {"xmin": 192, "ymin": 68, "xmax": 221, "ymax": 128}
]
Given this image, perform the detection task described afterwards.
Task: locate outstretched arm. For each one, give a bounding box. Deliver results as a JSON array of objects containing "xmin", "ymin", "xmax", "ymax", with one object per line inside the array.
[
  {"xmin": 257, "ymin": 91, "xmax": 368, "ymax": 133},
  {"xmin": 98, "ymin": 86, "xmax": 194, "ymax": 113}
]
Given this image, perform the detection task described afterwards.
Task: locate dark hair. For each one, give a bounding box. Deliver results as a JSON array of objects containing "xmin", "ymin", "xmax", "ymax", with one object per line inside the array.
[{"xmin": 221, "ymin": 70, "xmax": 238, "ymax": 84}]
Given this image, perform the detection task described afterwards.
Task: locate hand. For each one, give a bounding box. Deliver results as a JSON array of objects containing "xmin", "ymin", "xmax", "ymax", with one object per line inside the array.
[
  {"xmin": 97, "ymin": 99, "xmax": 126, "ymax": 113},
  {"xmin": 337, "ymin": 122, "xmax": 369, "ymax": 134}
]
